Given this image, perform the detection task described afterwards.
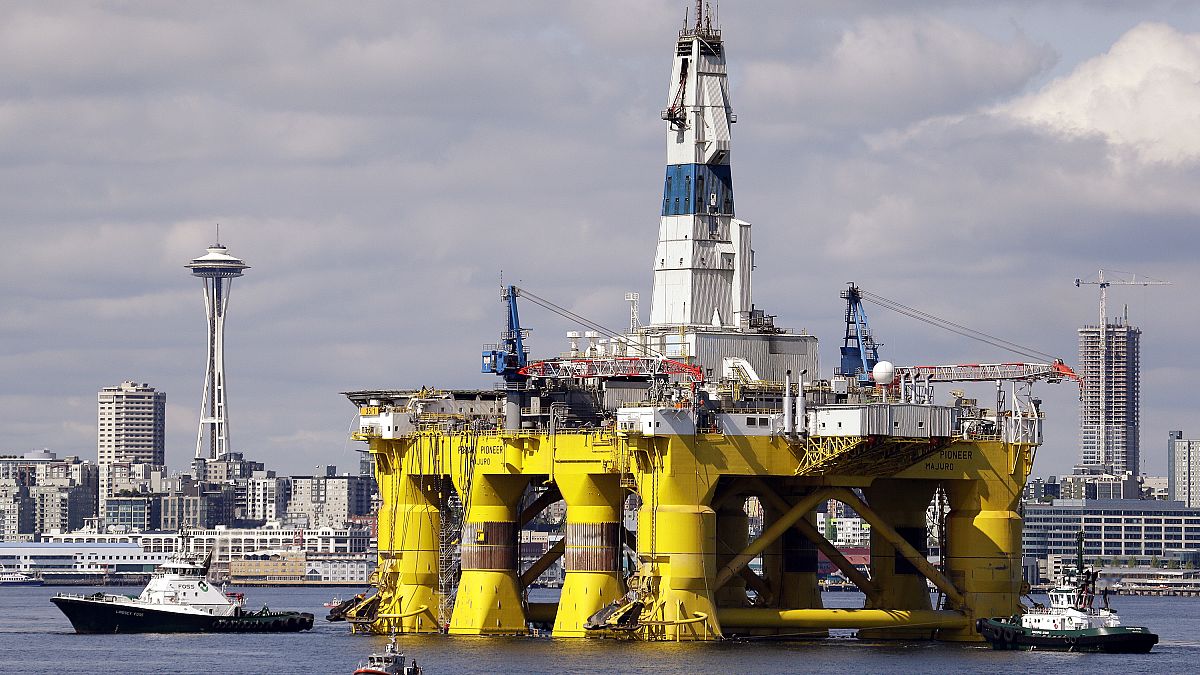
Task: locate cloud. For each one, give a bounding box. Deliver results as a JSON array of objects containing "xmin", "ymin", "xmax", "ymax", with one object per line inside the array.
[
  {"xmin": 1003, "ymin": 22, "xmax": 1200, "ymax": 164},
  {"xmin": 2, "ymin": 3, "xmax": 1198, "ymax": 481},
  {"xmin": 740, "ymin": 15, "xmax": 1055, "ymax": 138}
]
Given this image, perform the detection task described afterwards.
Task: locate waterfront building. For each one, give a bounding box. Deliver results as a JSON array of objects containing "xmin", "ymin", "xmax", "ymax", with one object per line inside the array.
[
  {"xmin": 45, "ymin": 525, "xmax": 372, "ymax": 579},
  {"xmin": 1058, "ymin": 471, "xmax": 1140, "ymax": 500},
  {"xmin": 1077, "ymin": 316, "xmax": 1141, "ymax": 475},
  {"xmin": 1142, "ymin": 475, "xmax": 1169, "ymax": 500},
  {"xmin": 820, "ymin": 514, "xmax": 872, "ymax": 548},
  {"xmin": 29, "ymin": 484, "xmax": 94, "ymax": 534},
  {"xmin": 0, "ymin": 541, "xmax": 172, "ymax": 575},
  {"xmin": 103, "ymin": 495, "xmax": 161, "ymax": 533},
  {"xmin": 229, "ymin": 550, "xmax": 373, "ymax": 584},
  {"xmin": 1023, "ymin": 476, "xmax": 1061, "ymax": 502},
  {"xmin": 97, "ymin": 381, "xmax": 166, "ymax": 511},
  {"xmin": 1023, "ymin": 499, "xmax": 1200, "ymax": 560},
  {"xmin": 159, "ymin": 483, "xmax": 235, "ymax": 530},
  {"xmin": 0, "ymin": 481, "xmax": 34, "ymax": 541},
  {"xmin": 0, "ymin": 451, "xmax": 97, "ymax": 537},
  {"xmin": 247, "ymin": 474, "xmax": 291, "ymax": 524},
  {"xmin": 285, "ymin": 475, "xmax": 372, "ymax": 529},
  {"xmin": 1169, "ymin": 430, "xmax": 1200, "ymax": 507}
]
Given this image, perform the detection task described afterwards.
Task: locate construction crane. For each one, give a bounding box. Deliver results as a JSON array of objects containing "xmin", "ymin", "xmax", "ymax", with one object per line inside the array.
[
  {"xmin": 1074, "ymin": 269, "xmax": 1170, "ymax": 469},
  {"xmin": 838, "ymin": 282, "xmax": 881, "ymax": 386}
]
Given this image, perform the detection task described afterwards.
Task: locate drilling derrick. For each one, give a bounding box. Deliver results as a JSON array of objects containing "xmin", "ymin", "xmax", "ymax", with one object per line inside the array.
[{"xmin": 341, "ymin": 5, "xmax": 1064, "ymax": 644}]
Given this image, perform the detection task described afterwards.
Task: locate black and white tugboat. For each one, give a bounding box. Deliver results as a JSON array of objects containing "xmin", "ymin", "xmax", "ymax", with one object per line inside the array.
[
  {"xmin": 977, "ymin": 536, "xmax": 1158, "ymax": 653},
  {"xmin": 352, "ymin": 636, "xmax": 423, "ymax": 675},
  {"xmin": 50, "ymin": 552, "xmax": 314, "ymax": 634}
]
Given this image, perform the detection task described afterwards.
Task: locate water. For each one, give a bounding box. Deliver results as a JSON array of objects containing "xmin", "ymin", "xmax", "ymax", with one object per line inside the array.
[{"xmin": 2, "ymin": 586, "xmax": 1197, "ymax": 674}]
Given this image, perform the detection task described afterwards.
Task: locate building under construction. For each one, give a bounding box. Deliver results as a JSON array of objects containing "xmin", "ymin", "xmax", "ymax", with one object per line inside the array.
[{"xmin": 337, "ymin": 4, "xmax": 1076, "ymax": 642}]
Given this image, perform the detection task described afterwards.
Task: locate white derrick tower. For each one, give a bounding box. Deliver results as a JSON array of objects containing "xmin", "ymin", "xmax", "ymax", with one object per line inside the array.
[
  {"xmin": 186, "ymin": 232, "xmax": 250, "ymax": 462},
  {"xmin": 649, "ymin": 1, "xmax": 751, "ymax": 328}
]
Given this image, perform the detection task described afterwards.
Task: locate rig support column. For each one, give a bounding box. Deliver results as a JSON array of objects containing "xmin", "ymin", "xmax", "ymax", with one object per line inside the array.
[
  {"xmin": 553, "ymin": 473, "xmax": 626, "ymax": 637},
  {"xmin": 450, "ymin": 473, "xmax": 529, "ymax": 635},
  {"xmin": 374, "ymin": 450, "xmax": 443, "ymax": 633},
  {"xmin": 714, "ymin": 498, "xmax": 750, "ymax": 609},
  {"xmin": 858, "ymin": 479, "xmax": 937, "ymax": 639},
  {"xmin": 940, "ymin": 441, "xmax": 1029, "ymax": 641},
  {"xmin": 635, "ymin": 449, "xmax": 721, "ymax": 640}
]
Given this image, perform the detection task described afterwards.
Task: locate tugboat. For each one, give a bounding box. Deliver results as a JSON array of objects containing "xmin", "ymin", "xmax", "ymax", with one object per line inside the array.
[
  {"xmin": 50, "ymin": 552, "xmax": 314, "ymax": 634},
  {"xmin": 353, "ymin": 636, "xmax": 423, "ymax": 675},
  {"xmin": 977, "ymin": 535, "xmax": 1158, "ymax": 653}
]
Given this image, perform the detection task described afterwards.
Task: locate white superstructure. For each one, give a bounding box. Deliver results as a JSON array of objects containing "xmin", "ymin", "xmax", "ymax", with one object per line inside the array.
[
  {"xmin": 649, "ymin": 4, "xmax": 748, "ymax": 329},
  {"xmin": 635, "ymin": 3, "xmax": 818, "ymax": 384}
]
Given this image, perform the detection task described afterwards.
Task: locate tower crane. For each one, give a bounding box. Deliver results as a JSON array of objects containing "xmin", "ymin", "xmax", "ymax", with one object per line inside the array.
[{"xmin": 1074, "ymin": 269, "xmax": 1169, "ymax": 469}]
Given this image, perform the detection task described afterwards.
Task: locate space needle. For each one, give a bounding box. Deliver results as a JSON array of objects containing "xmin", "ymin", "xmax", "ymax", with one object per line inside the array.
[{"xmin": 186, "ymin": 230, "xmax": 250, "ymax": 465}]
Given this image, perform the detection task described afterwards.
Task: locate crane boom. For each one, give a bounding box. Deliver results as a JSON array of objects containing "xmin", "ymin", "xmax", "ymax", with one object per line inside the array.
[
  {"xmin": 892, "ymin": 360, "xmax": 1080, "ymax": 384},
  {"xmin": 520, "ymin": 356, "xmax": 704, "ymax": 383}
]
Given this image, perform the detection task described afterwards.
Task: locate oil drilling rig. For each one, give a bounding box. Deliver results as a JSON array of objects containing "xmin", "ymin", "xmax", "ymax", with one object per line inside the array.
[{"xmin": 338, "ymin": 3, "xmax": 1077, "ymax": 642}]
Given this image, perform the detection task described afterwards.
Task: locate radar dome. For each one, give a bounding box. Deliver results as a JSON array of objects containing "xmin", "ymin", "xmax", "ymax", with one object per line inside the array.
[{"xmin": 871, "ymin": 361, "xmax": 896, "ymax": 386}]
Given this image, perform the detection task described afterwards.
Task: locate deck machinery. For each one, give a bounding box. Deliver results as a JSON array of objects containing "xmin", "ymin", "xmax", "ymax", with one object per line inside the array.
[{"xmin": 340, "ymin": 4, "xmax": 1068, "ymax": 642}]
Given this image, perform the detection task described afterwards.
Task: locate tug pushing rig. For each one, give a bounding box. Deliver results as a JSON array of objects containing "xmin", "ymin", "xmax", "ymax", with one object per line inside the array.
[{"xmin": 339, "ymin": 3, "xmax": 1075, "ymax": 642}]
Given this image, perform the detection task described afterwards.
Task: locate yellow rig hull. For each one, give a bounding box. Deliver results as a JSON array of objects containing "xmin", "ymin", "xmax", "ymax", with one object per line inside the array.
[{"xmin": 349, "ymin": 428, "xmax": 1031, "ymax": 642}]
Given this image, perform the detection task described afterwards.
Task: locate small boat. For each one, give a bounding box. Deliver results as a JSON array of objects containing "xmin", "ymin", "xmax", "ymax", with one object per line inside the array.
[
  {"xmin": 353, "ymin": 636, "xmax": 423, "ymax": 675},
  {"xmin": 0, "ymin": 567, "xmax": 44, "ymax": 586},
  {"xmin": 977, "ymin": 535, "xmax": 1158, "ymax": 653},
  {"xmin": 324, "ymin": 595, "xmax": 343, "ymax": 608},
  {"xmin": 50, "ymin": 551, "xmax": 314, "ymax": 634}
]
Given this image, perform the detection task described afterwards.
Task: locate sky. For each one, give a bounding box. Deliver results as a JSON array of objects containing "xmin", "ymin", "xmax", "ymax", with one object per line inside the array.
[{"xmin": 2, "ymin": 1, "xmax": 1198, "ymax": 479}]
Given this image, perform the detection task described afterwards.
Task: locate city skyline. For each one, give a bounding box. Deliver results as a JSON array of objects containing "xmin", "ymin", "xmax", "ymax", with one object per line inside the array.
[{"xmin": 1, "ymin": 2, "xmax": 1198, "ymax": 478}]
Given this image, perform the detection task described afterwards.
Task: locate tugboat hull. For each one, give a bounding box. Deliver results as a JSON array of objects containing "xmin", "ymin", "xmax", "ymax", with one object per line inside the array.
[
  {"xmin": 976, "ymin": 618, "xmax": 1158, "ymax": 653},
  {"xmin": 51, "ymin": 595, "xmax": 315, "ymax": 634},
  {"xmin": 52, "ymin": 595, "xmax": 216, "ymax": 633}
]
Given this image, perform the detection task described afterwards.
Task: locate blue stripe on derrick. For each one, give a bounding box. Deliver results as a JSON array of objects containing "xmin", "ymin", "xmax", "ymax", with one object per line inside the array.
[{"xmin": 661, "ymin": 164, "xmax": 734, "ymax": 216}]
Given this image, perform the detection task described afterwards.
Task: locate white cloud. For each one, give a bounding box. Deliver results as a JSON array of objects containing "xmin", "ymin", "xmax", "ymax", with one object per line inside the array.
[{"xmin": 1004, "ymin": 22, "xmax": 1200, "ymax": 164}]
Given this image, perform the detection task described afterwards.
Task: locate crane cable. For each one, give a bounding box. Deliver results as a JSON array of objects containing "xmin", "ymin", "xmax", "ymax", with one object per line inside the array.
[
  {"xmin": 858, "ymin": 289, "xmax": 1060, "ymax": 363},
  {"xmin": 513, "ymin": 287, "xmax": 667, "ymax": 360}
]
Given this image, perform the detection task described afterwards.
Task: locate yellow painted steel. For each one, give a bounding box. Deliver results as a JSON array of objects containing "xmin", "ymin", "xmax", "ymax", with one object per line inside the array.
[
  {"xmin": 717, "ymin": 608, "xmax": 970, "ymax": 630},
  {"xmin": 372, "ymin": 451, "xmax": 441, "ymax": 634},
  {"xmin": 552, "ymin": 472, "xmax": 625, "ymax": 637},
  {"xmin": 449, "ymin": 472, "xmax": 528, "ymax": 635},
  {"xmin": 359, "ymin": 426, "xmax": 1031, "ymax": 643}
]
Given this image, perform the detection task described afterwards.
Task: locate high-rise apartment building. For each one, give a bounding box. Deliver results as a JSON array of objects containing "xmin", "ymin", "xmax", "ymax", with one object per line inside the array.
[
  {"xmin": 97, "ymin": 381, "xmax": 166, "ymax": 510},
  {"xmin": 1077, "ymin": 317, "xmax": 1141, "ymax": 475},
  {"xmin": 1169, "ymin": 430, "xmax": 1200, "ymax": 507}
]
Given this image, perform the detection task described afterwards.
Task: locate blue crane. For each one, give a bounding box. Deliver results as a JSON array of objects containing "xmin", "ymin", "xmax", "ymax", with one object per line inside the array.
[
  {"xmin": 481, "ymin": 285, "xmax": 529, "ymax": 383},
  {"xmin": 838, "ymin": 283, "xmax": 882, "ymax": 386}
]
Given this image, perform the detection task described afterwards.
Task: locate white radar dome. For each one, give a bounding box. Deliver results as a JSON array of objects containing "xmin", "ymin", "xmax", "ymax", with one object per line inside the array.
[{"xmin": 871, "ymin": 361, "xmax": 896, "ymax": 386}]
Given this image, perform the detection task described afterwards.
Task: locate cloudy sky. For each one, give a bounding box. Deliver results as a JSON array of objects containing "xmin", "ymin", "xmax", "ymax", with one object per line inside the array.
[{"xmin": 2, "ymin": 1, "xmax": 1198, "ymax": 479}]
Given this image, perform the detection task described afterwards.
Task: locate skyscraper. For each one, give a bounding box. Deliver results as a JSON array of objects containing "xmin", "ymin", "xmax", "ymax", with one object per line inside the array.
[
  {"xmin": 186, "ymin": 236, "xmax": 249, "ymax": 463},
  {"xmin": 1168, "ymin": 431, "xmax": 1200, "ymax": 507},
  {"xmin": 1077, "ymin": 313, "xmax": 1141, "ymax": 475},
  {"xmin": 97, "ymin": 381, "xmax": 166, "ymax": 508}
]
